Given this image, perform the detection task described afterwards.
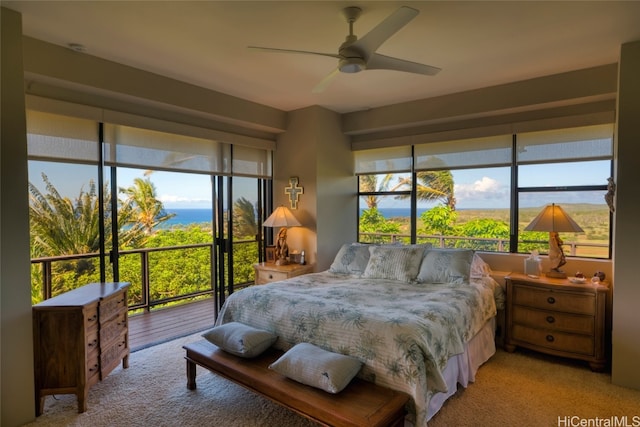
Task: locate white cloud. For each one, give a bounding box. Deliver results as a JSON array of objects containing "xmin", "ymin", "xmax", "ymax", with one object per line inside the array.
[{"xmin": 455, "ymin": 177, "xmax": 508, "ymax": 206}]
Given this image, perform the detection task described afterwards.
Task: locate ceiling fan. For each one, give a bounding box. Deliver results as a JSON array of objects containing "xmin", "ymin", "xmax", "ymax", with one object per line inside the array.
[{"xmin": 248, "ymin": 5, "xmax": 441, "ymax": 93}]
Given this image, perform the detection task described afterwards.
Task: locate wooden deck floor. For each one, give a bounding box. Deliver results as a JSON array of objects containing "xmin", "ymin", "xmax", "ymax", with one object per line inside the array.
[{"xmin": 128, "ymin": 298, "xmax": 217, "ymax": 352}]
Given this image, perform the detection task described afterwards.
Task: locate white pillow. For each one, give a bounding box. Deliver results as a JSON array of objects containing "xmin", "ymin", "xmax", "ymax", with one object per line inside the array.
[
  {"xmin": 362, "ymin": 245, "xmax": 426, "ymax": 282},
  {"xmin": 416, "ymin": 249, "xmax": 474, "ymax": 284},
  {"xmin": 328, "ymin": 243, "xmax": 371, "ymax": 276},
  {"xmin": 269, "ymin": 343, "xmax": 362, "ymax": 394},
  {"xmin": 470, "ymin": 253, "xmax": 492, "ymax": 278},
  {"xmin": 202, "ymin": 322, "xmax": 277, "ymax": 358}
]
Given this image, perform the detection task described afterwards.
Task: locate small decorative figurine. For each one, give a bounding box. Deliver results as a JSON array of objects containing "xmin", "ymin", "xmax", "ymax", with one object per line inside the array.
[{"xmin": 604, "ymin": 177, "xmax": 616, "ymax": 213}]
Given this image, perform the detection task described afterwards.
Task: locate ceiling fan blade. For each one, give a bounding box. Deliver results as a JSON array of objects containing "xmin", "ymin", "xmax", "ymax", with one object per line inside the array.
[
  {"xmin": 248, "ymin": 46, "xmax": 340, "ymax": 60},
  {"xmin": 351, "ymin": 6, "xmax": 419, "ymax": 58},
  {"xmin": 312, "ymin": 67, "xmax": 341, "ymax": 93},
  {"xmin": 367, "ymin": 53, "xmax": 441, "ymax": 76}
]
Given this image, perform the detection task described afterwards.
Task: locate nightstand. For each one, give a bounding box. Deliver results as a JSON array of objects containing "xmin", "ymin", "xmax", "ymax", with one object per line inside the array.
[
  {"xmin": 504, "ymin": 273, "xmax": 609, "ymax": 371},
  {"xmin": 253, "ymin": 262, "xmax": 314, "ymax": 285}
]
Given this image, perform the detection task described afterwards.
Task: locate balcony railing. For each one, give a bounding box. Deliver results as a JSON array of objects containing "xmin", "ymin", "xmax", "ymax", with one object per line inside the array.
[
  {"xmin": 31, "ymin": 240, "xmax": 257, "ymax": 311},
  {"xmin": 358, "ymin": 232, "xmax": 608, "ymax": 257}
]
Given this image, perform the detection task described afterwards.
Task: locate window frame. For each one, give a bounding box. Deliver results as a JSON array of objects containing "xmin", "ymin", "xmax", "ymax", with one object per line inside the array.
[{"xmin": 356, "ymin": 127, "xmax": 614, "ymax": 260}]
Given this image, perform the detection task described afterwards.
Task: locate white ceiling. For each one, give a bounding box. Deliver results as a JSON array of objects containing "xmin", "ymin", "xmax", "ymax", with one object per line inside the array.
[{"xmin": 4, "ymin": 1, "xmax": 640, "ymax": 114}]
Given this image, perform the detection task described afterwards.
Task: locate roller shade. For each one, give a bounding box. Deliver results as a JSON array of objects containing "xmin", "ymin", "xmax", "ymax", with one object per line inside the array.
[
  {"xmin": 415, "ymin": 135, "xmax": 512, "ymax": 171},
  {"xmin": 232, "ymin": 144, "xmax": 272, "ymax": 178},
  {"xmin": 103, "ymin": 124, "xmax": 231, "ymax": 175},
  {"xmin": 354, "ymin": 146, "xmax": 412, "ymax": 175},
  {"xmin": 26, "ymin": 110, "xmax": 99, "ymax": 163},
  {"xmin": 517, "ymin": 124, "xmax": 613, "ymax": 164}
]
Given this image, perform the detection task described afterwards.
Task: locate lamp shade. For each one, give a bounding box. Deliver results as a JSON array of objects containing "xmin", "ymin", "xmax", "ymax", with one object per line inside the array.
[
  {"xmin": 524, "ymin": 204, "xmax": 583, "ymax": 233},
  {"xmin": 263, "ymin": 206, "xmax": 301, "ymax": 228}
]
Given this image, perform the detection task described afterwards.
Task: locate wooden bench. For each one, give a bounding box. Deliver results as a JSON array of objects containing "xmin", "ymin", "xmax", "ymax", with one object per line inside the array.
[{"xmin": 183, "ymin": 340, "xmax": 409, "ymax": 427}]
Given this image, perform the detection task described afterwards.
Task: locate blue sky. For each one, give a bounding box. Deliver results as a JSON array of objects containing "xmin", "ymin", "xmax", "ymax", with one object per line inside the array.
[{"xmin": 28, "ymin": 160, "xmax": 610, "ymax": 211}]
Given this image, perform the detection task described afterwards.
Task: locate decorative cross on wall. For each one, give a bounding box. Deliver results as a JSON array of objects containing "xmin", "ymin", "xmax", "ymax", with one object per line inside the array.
[{"xmin": 284, "ymin": 177, "xmax": 303, "ymax": 210}]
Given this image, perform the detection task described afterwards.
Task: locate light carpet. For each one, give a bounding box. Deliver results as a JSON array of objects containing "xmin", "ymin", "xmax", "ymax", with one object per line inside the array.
[{"xmin": 24, "ymin": 332, "xmax": 640, "ymax": 427}]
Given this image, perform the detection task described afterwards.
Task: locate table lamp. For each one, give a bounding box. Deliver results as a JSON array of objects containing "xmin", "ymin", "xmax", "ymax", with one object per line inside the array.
[
  {"xmin": 263, "ymin": 206, "xmax": 301, "ymax": 265},
  {"xmin": 524, "ymin": 203, "xmax": 583, "ymax": 278}
]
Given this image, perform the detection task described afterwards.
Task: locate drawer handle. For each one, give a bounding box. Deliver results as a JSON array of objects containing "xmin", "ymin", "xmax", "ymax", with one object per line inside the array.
[
  {"xmin": 546, "ymin": 334, "xmax": 555, "ymax": 342},
  {"xmin": 547, "ymin": 296, "xmax": 556, "ymax": 304},
  {"xmin": 268, "ymin": 274, "xmax": 273, "ymax": 279},
  {"xmin": 546, "ymin": 316, "xmax": 555, "ymax": 324}
]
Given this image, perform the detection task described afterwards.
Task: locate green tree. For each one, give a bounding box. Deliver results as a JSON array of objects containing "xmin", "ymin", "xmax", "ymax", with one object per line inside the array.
[
  {"xmin": 455, "ymin": 218, "xmax": 510, "ymax": 251},
  {"xmin": 359, "ymin": 174, "xmax": 394, "ymax": 209},
  {"xmin": 359, "ymin": 207, "xmax": 401, "ymax": 243},
  {"xmin": 420, "ymin": 205, "xmax": 457, "ymax": 235},
  {"xmin": 391, "ymin": 170, "xmax": 456, "ymax": 209},
  {"xmin": 233, "ymin": 197, "xmax": 258, "ymax": 239},
  {"xmin": 29, "ymin": 173, "xmax": 174, "ymax": 301},
  {"xmin": 119, "ymin": 177, "xmax": 175, "ymax": 236}
]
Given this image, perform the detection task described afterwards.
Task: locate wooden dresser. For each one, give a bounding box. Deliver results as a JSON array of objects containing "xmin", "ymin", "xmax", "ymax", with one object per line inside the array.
[
  {"xmin": 253, "ymin": 262, "xmax": 314, "ymax": 285},
  {"xmin": 505, "ymin": 273, "xmax": 609, "ymax": 371},
  {"xmin": 32, "ymin": 282, "xmax": 130, "ymax": 415}
]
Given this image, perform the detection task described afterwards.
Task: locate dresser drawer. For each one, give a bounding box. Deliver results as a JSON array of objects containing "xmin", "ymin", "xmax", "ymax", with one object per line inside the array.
[
  {"xmin": 100, "ymin": 310, "xmax": 128, "ymax": 347},
  {"xmin": 86, "ymin": 328, "xmax": 99, "ymax": 356},
  {"xmin": 512, "ymin": 324, "xmax": 594, "ymax": 356},
  {"xmin": 512, "ymin": 306, "xmax": 594, "ymax": 335},
  {"xmin": 87, "ymin": 354, "xmax": 101, "ymax": 385},
  {"xmin": 512, "ymin": 284, "xmax": 595, "ymax": 315},
  {"xmin": 256, "ymin": 269, "xmax": 289, "ymax": 284},
  {"xmin": 84, "ymin": 304, "xmax": 99, "ymax": 331},
  {"xmin": 101, "ymin": 334, "xmax": 128, "ymax": 378},
  {"xmin": 100, "ymin": 290, "xmax": 127, "ymax": 320}
]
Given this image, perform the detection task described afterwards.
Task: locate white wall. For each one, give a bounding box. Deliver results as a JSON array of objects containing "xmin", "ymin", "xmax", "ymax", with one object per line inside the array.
[
  {"xmin": 611, "ymin": 40, "xmax": 640, "ymax": 388},
  {"xmin": 1, "ymin": 7, "xmax": 36, "ymax": 426}
]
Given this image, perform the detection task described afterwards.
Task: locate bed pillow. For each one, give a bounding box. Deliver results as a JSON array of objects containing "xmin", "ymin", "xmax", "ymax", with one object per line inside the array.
[
  {"xmin": 202, "ymin": 322, "xmax": 277, "ymax": 358},
  {"xmin": 328, "ymin": 243, "xmax": 371, "ymax": 276},
  {"xmin": 269, "ymin": 343, "xmax": 362, "ymax": 394},
  {"xmin": 362, "ymin": 245, "xmax": 425, "ymax": 282},
  {"xmin": 470, "ymin": 253, "xmax": 492, "ymax": 278},
  {"xmin": 416, "ymin": 249, "xmax": 474, "ymax": 284}
]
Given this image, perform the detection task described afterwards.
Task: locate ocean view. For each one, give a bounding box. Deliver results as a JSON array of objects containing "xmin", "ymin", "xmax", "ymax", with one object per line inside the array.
[{"xmin": 163, "ymin": 208, "xmax": 433, "ymax": 226}]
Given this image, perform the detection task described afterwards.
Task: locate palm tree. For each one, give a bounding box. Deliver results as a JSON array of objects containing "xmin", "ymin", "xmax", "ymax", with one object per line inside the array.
[
  {"xmin": 233, "ymin": 197, "xmax": 258, "ymax": 239},
  {"xmin": 390, "ymin": 170, "xmax": 456, "ymax": 210},
  {"xmin": 29, "ymin": 174, "xmax": 104, "ymax": 257},
  {"xmin": 119, "ymin": 177, "xmax": 175, "ymax": 235},
  {"xmin": 359, "ymin": 174, "xmax": 394, "ymax": 209}
]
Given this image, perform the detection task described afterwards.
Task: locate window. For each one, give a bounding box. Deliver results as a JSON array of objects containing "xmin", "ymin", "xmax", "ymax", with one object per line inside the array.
[
  {"xmin": 516, "ymin": 125, "xmax": 613, "ymax": 258},
  {"xmin": 355, "ymin": 124, "xmax": 614, "ymax": 259},
  {"xmin": 26, "ymin": 105, "xmax": 273, "ymax": 312}
]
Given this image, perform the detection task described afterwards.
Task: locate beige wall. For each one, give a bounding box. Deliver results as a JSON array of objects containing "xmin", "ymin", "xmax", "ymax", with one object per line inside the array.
[
  {"xmin": 611, "ymin": 40, "xmax": 640, "ymax": 388},
  {"xmin": 1, "ymin": 7, "xmax": 36, "ymax": 426},
  {"xmin": 275, "ymin": 106, "xmax": 356, "ymax": 271}
]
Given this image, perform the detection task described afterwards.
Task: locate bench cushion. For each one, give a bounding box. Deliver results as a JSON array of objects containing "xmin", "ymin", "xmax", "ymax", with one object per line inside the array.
[
  {"xmin": 269, "ymin": 343, "xmax": 362, "ymax": 394},
  {"xmin": 202, "ymin": 322, "xmax": 277, "ymax": 358}
]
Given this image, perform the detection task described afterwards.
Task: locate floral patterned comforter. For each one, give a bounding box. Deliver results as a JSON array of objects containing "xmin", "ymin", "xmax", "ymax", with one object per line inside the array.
[{"xmin": 216, "ymin": 271, "xmax": 499, "ymax": 427}]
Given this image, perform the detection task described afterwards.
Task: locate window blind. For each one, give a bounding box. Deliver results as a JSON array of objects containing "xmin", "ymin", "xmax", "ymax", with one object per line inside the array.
[
  {"xmin": 415, "ymin": 135, "xmax": 512, "ymax": 171},
  {"xmin": 354, "ymin": 146, "xmax": 412, "ymax": 175},
  {"xmin": 26, "ymin": 110, "xmax": 100, "ymax": 163},
  {"xmin": 103, "ymin": 124, "xmax": 231, "ymax": 175},
  {"xmin": 232, "ymin": 144, "xmax": 272, "ymax": 178},
  {"xmin": 516, "ymin": 124, "xmax": 614, "ymax": 164}
]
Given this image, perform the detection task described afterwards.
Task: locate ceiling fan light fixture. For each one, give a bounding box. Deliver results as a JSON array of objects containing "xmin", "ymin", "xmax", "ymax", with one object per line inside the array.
[{"xmin": 339, "ymin": 57, "xmax": 366, "ymax": 73}]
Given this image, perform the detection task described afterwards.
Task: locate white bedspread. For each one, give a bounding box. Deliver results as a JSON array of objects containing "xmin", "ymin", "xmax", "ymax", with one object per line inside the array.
[{"xmin": 216, "ymin": 272, "xmax": 499, "ymax": 427}]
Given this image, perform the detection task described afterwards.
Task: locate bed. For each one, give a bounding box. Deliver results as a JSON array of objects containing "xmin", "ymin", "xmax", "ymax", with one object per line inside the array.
[{"xmin": 215, "ymin": 243, "xmax": 505, "ymax": 427}]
